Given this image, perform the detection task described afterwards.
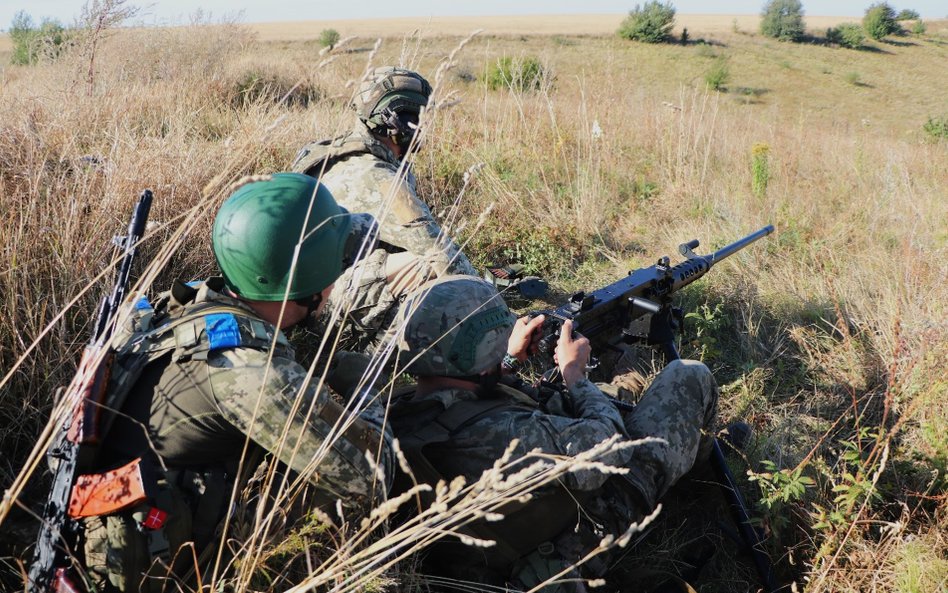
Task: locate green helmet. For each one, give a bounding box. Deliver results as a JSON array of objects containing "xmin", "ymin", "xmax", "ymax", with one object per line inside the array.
[
  {"xmin": 212, "ymin": 173, "xmax": 374, "ymax": 301},
  {"xmin": 396, "ymin": 276, "xmax": 515, "ymax": 377},
  {"xmin": 352, "ymin": 66, "xmax": 432, "ymax": 131}
]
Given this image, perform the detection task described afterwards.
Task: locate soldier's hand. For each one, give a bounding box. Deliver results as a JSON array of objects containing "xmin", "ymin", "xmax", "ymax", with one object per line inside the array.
[
  {"xmin": 555, "ymin": 319, "xmax": 591, "ymax": 388},
  {"xmin": 507, "ymin": 314, "xmax": 545, "ymax": 363}
]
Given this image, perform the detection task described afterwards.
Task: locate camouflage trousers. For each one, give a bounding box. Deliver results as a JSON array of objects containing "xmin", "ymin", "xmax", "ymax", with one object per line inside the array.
[
  {"xmin": 620, "ymin": 358, "xmax": 719, "ymax": 509},
  {"xmin": 513, "ymin": 359, "xmax": 719, "ymax": 592}
]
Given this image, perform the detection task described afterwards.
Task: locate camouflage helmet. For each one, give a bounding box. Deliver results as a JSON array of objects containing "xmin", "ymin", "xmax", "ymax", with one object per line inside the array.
[
  {"xmin": 212, "ymin": 173, "xmax": 377, "ymax": 301},
  {"xmin": 396, "ymin": 276, "xmax": 515, "ymax": 377},
  {"xmin": 352, "ymin": 66, "xmax": 432, "ymax": 131}
]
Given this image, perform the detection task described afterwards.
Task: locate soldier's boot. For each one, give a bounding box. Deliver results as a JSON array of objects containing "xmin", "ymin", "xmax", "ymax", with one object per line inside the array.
[
  {"xmin": 689, "ymin": 420, "xmax": 754, "ymax": 479},
  {"xmin": 511, "ymin": 542, "xmax": 588, "ymax": 593},
  {"xmin": 719, "ymin": 421, "xmax": 752, "ymax": 453}
]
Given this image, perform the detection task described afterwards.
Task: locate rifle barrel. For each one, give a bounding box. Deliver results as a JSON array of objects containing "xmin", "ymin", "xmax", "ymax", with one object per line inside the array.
[{"xmin": 709, "ymin": 225, "xmax": 775, "ymax": 265}]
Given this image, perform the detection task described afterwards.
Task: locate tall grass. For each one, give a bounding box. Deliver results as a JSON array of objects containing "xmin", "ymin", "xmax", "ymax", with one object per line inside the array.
[{"xmin": 0, "ymin": 19, "xmax": 946, "ymax": 592}]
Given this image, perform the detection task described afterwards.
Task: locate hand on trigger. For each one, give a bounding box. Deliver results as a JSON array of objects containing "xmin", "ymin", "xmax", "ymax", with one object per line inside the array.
[
  {"xmin": 507, "ymin": 314, "xmax": 545, "ymax": 363},
  {"xmin": 555, "ymin": 319, "xmax": 592, "ymax": 389}
]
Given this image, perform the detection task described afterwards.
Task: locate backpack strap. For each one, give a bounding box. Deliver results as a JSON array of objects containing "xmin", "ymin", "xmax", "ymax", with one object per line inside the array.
[
  {"xmin": 292, "ymin": 132, "xmax": 389, "ymax": 177},
  {"xmin": 99, "ymin": 302, "xmax": 291, "ymax": 452}
]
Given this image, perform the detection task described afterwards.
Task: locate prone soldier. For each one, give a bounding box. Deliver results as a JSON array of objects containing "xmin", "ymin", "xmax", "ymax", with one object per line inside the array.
[{"xmin": 293, "ymin": 67, "xmax": 477, "ymax": 353}]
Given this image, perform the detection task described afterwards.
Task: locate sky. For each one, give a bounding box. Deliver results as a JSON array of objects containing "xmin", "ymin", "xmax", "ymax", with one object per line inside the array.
[{"xmin": 3, "ymin": 0, "xmax": 945, "ymax": 30}]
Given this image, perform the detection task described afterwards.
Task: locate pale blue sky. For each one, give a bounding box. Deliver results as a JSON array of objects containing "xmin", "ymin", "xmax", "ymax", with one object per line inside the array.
[{"xmin": 3, "ymin": 0, "xmax": 945, "ymax": 30}]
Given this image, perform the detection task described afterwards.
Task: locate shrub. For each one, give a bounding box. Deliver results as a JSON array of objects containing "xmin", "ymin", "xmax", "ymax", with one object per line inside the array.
[
  {"xmin": 863, "ymin": 3, "xmax": 901, "ymax": 40},
  {"xmin": 704, "ymin": 58, "xmax": 730, "ymax": 91},
  {"xmin": 760, "ymin": 0, "xmax": 806, "ymax": 42},
  {"xmin": 617, "ymin": 2, "xmax": 676, "ymax": 43},
  {"xmin": 896, "ymin": 8, "xmax": 920, "ymax": 20},
  {"xmin": 484, "ymin": 56, "xmax": 549, "ymax": 92},
  {"xmin": 826, "ymin": 23, "xmax": 866, "ymax": 48},
  {"xmin": 751, "ymin": 143, "xmax": 770, "ymax": 198},
  {"xmin": 230, "ymin": 69, "xmax": 322, "ymax": 108},
  {"xmin": 922, "ymin": 115, "xmax": 948, "ymax": 140},
  {"xmin": 319, "ymin": 28, "xmax": 340, "ymax": 48},
  {"xmin": 9, "ymin": 10, "xmax": 69, "ymax": 65},
  {"xmin": 845, "ymin": 71, "xmax": 863, "ymax": 85},
  {"xmin": 911, "ymin": 20, "xmax": 926, "ymax": 35}
]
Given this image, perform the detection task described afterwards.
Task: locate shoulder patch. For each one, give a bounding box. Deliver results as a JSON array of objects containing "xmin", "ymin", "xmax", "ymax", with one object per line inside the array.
[{"xmin": 205, "ymin": 313, "xmax": 242, "ymax": 350}]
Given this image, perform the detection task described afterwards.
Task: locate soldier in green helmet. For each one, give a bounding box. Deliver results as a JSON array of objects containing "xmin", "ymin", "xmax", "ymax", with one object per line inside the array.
[
  {"xmin": 293, "ymin": 67, "xmax": 477, "ymax": 354},
  {"xmin": 77, "ymin": 173, "xmax": 393, "ymax": 592},
  {"xmin": 389, "ymin": 276, "xmax": 719, "ymax": 592}
]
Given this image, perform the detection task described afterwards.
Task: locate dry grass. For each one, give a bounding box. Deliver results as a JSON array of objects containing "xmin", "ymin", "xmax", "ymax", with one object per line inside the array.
[
  {"xmin": 249, "ymin": 14, "xmax": 858, "ymax": 40},
  {"xmin": 0, "ymin": 13, "xmax": 946, "ymax": 593}
]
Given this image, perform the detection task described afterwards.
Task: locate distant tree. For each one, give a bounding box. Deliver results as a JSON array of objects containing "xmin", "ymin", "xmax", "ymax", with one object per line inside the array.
[
  {"xmin": 863, "ymin": 3, "xmax": 901, "ymax": 40},
  {"xmin": 618, "ymin": 2, "xmax": 677, "ymax": 43},
  {"xmin": 895, "ymin": 8, "xmax": 920, "ymax": 20},
  {"xmin": 319, "ymin": 28, "xmax": 340, "ymax": 49},
  {"xmin": 826, "ymin": 23, "xmax": 866, "ymax": 48},
  {"xmin": 9, "ymin": 11, "xmax": 68, "ymax": 65},
  {"xmin": 760, "ymin": 0, "xmax": 806, "ymax": 42}
]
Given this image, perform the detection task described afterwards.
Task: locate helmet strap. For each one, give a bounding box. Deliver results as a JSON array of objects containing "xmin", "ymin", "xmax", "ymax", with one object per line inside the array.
[
  {"xmin": 292, "ymin": 292, "xmax": 323, "ymax": 330},
  {"xmin": 377, "ymin": 108, "xmax": 419, "ymax": 155}
]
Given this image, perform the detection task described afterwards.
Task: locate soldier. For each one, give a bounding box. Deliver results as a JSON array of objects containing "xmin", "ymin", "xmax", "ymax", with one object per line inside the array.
[
  {"xmin": 389, "ymin": 276, "xmax": 719, "ymax": 592},
  {"xmin": 293, "ymin": 66, "xmax": 475, "ymax": 278},
  {"xmin": 292, "ymin": 67, "xmax": 477, "ymax": 353},
  {"xmin": 77, "ymin": 173, "xmax": 393, "ymax": 592}
]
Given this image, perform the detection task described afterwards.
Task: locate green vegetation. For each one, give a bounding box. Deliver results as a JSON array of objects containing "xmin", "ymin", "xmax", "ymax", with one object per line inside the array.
[
  {"xmin": 484, "ymin": 56, "xmax": 549, "ymax": 91},
  {"xmin": 845, "ymin": 70, "xmax": 863, "ymax": 85},
  {"xmin": 8, "ymin": 10, "xmax": 69, "ymax": 65},
  {"xmin": 826, "ymin": 23, "xmax": 866, "ymax": 48},
  {"xmin": 863, "ymin": 2, "xmax": 901, "ymax": 40},
  {"xmin": 751, "ymin": 142, "xmax": 770, "ymax": 198},
  {"xmin": 923, "ymin": 115, "xmax": 948, "ymax": 140},
  {"xmin": 911, "ymin": 20, "xmax": 926, "ymax": 35},
  {"xmin": 318, "ymin": 28, "xmax": 340, "ymax": 48},
  {"xmin": 760, "ymin": 0, "xmax": 806, "ymax": 42},
  {"xmin": 704, "ymin": 57, "xmax": 730, "ymax": 91},
  {"xmin": 895, "ymin": 8, "xmax": 921, "ymax": 20},
  {"xmin": 617, "ymin": 1, "xmax": 677, "ymax": 43}
]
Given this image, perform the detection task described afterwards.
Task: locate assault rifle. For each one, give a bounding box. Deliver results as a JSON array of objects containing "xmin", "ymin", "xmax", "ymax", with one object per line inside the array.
[
  {"xmin": 29, "ymin": 190, "xmax": 153, "ymax": 592},
  {"xmin": 533, "ymin": 225, "xmax": 778, "ymax": 592}
]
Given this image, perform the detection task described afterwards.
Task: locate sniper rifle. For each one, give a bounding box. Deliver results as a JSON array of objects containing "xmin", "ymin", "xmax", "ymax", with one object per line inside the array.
[{"xmin": 533, "ymin": 224, "xmax": 778, "ymax": 592}]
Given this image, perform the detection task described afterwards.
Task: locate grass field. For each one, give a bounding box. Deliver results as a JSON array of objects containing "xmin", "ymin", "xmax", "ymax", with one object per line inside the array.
[{"xmin": 0, "ymin": 11, "xmax": 946, "ymax": 593}]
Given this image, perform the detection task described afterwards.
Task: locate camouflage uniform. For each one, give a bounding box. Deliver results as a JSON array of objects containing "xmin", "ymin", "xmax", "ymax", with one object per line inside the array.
[
  {"xmin": 394, "ymin": 362, "xmax": 717, "ymax": 591},
  {"xmin": 293, "ymin": 121, "xmax": 476, "ymax": 278},
  {"xmin": 82, "ymin": 278, "xmax": 392, "ymax": 592},
  {"xmin": 295, "ymin": 122, "xmax": 478, "ymax": 352},
  {"xmin": 389, "ymin": 276, "xmax": 719, "ymax": 591}
]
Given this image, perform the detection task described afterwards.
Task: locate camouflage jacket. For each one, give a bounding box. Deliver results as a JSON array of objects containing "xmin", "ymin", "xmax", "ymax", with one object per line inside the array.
[
  {"xmin": 292, "ymin": 122, "xmax": 476, "ymax": 277},
  {"xmin": 100, "ymin": 279, "xmax": 393, "ymax": 508},
  {"xmin": 394, "ymin": 377, "xmax": 631, "ymax": 492}
]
